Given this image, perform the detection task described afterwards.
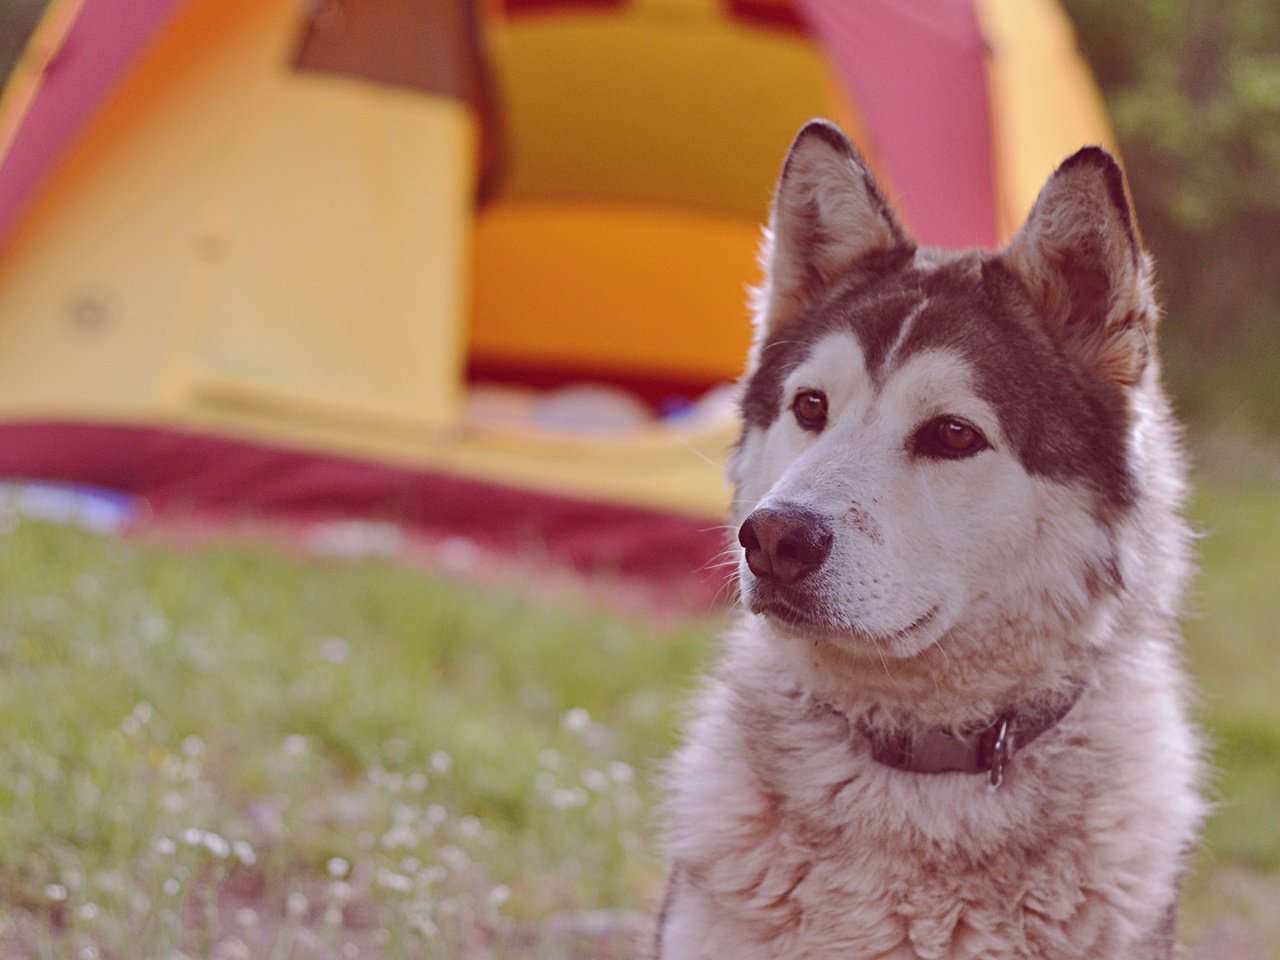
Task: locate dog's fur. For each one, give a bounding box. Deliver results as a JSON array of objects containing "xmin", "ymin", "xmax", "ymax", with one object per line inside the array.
[{"xmin": 656, "ymin": 121, "xmax": 1204, "ymax": 959}]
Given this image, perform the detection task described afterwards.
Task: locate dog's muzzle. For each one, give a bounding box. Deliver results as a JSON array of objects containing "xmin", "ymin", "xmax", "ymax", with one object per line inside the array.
[{"xmin": 738, "ymin": 505, "xmax": 833, "ymax": 585}]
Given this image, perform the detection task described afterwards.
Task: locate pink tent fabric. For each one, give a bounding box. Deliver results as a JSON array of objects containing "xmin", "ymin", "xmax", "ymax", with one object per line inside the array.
[
  {"xmin": 0, "ymin": 0, "xmax": 180, "ymax": 245},
  {"xmin": 798, "ymin": 0, "xmax": 998, "ymax": 249}
]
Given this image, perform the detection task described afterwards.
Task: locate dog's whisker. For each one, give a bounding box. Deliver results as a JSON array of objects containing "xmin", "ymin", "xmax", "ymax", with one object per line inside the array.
[
  {"xmin": 869, "ymin": 633, "xmax": 894, "ymax": 680},
  {"xmin": 760, "ymin": 337, "xmax": 807, "ymax": 354},
  {"xmin": 674, "ymin": 435, "xmax": 734, "ymax": 473}
]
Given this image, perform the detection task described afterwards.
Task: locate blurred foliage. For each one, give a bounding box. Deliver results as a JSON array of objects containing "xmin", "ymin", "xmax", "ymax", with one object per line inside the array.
[
  {"xmin": 0, "ymin": 0, "xmax": 46, "ymax": 87},
  {"xmin": 1063, "ymin": 0, "xmax": 1280, "ymax": 430}
]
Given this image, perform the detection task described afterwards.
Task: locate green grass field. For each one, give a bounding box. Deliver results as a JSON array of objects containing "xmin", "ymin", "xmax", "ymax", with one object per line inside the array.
[{"xmin": 0, "ymin": 440, "xmax": 1277, "ymax": 959}]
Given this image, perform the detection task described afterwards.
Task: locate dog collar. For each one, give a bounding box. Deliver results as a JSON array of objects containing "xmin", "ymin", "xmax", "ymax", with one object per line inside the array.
[{"xmin": 855, "ymin": 683, "xmax": 1086, "ymax": 788}]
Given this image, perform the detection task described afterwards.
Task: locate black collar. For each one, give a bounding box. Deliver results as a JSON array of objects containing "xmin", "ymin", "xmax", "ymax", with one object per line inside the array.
[{"xmin": 854, "ymin": 683, "xmax": 1086, "ymax": 788}]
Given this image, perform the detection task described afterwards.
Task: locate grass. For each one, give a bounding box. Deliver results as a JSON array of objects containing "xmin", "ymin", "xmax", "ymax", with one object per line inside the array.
[
  {"xmin": 0, "ymin": 510, "xmax": 714, "ymax": 958},
  {"xmin": 1178, "ymin": 442, "xmax": 1280, "ymax": 955},
  {"xmin": 1188, "ymin": 478, "xmax": 1280, "ymax": 866},
  {"xmin": 0, "ymin": 435, "xmax": 1277, "ymax": 958}
]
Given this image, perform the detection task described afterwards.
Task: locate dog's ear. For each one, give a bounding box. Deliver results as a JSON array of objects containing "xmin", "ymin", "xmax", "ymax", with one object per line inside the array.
[
  {"xmin": 1002, "ymin": 147, "xmax": 1157, "ymax": 387},
  {"xmin": 754, "ymin": 120, "xmax": 913, "ymax": 341}
]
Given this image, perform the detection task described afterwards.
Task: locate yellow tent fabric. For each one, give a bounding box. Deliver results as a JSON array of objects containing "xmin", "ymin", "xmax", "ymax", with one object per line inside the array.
[
  {"xmin": 0, "ymin": 0, "xmax": 474, "ymax": 432},
  {"xmin": 975, "ymin": 0, "xmax": 1116, "ymax": 240},
  {"xmin": 469, "ymin": 0, "xmax": 858, "ymax": 388}
]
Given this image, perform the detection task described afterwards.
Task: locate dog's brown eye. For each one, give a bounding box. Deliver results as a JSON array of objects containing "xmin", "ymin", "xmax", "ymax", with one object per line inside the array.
[
  {"xmin": 915, "ymin": 416, "xmax": 987, "ymax": 459},
  {"xmin": 792, "ymin": 389, "xmax": 828, "ymax": 431},
  {"xmin": 938, "ymin": 419, "xmax": 980, "ymax": 451}
]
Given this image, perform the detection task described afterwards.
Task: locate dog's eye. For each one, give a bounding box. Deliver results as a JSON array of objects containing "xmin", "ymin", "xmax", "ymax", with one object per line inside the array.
[
  {"xmin": 792, "ymin": 389, "xmax": 828, "ymax": 431},
  {"xmin": 914, "ymin": 416, "xmax": 987, "ymax": 459}
]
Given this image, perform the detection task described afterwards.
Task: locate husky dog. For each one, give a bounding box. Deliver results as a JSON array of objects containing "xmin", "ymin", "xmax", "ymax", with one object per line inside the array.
[{"xmin": 656, "ymin": 121, "xmax": 1203, "ymax": 960}]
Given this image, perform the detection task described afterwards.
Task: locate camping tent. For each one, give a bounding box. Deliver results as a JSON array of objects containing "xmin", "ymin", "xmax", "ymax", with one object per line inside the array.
[{"xmin": 0, "ymin": 0, "xmax": 1112, "ymax": 600}]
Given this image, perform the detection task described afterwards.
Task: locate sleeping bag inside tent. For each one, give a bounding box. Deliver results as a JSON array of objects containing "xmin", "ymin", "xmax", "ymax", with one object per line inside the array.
[{"xmin": 0, "ymin": 0, "xmax": 1113, "ymax": 600}]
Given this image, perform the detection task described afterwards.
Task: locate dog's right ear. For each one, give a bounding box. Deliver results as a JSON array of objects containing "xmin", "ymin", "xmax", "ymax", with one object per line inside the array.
[
  {"xmin": 754, "ymin": 120, "xmax": 913, "ymax": 342},
  {"xmin": 1002, "ymin": 147, "xmax": 1156, "ymax": 388}
]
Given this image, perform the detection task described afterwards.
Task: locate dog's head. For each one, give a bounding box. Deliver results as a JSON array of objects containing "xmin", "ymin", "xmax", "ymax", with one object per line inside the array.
[{"xmin": 731, "ymin": 120, "xmax": 1166, "ymax": 672}]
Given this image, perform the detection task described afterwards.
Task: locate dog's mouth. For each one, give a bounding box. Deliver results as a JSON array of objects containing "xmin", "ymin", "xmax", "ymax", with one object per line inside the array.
[
  {"xmin": 750, "ymin": 588, "xmax": 939, "ymax": 648},
  {"xmin": 751, "ymin": 593, "xmax": 831, "ymax": 633}
]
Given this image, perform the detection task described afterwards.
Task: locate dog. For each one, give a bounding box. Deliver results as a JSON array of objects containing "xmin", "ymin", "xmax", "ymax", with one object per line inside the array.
[{"xmin": 655, "ymin": 120, "xmax": 1204, "ymax": 959}]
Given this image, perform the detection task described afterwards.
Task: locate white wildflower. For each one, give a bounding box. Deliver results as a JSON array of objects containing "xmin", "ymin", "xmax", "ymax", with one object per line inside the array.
[
  {"xmin": 320, "ymin": 636, "xmax": 351, "ymax": 664},
  {"xmin": 408, "ymin": 910, "xmax": 439, "ymax": 938},
  {"xmin": 379, "ymin": 823, "xmax": 416, "ymax": 849},
  {"xmin": 375, "ymin": 868, "xmax": 412, "ymax": 893},
  {"xmin": 551, "ymin": 787, "xmax": 589, "ymax": 810},
  {"xmin": 138, "ymin": 611, "xmax": 167, "ymax": 642},
  {"xmin": 419, "ymin": 865, "xmax": 447, "ymax": 885},
  {"xmin": 286, "ymin": 891, "xmax": 310, "ymax": 918},
  {"xmin": 160, "ymin": 755, "xmax": 184, "ymax": 780},
  {"xmin": 439, "ymin": 845, "xmax": 470, "ymax": 871},
  {"xmin": 392, "ymin": 804, "xmax": 415, "ymax": 825},
  {"xmin": 232, "ymin": 840, "xmax": 256, "ymax": 865},
  {"xmin": 213, "ymin": 937, "xmax": 251, "ymax": 960},
  {"xmin": 327, "ymin": 856, "xmax": 350, "ymax": 879},
  {"xmin": 488, "ymin": 884, "xmax": 512, "ymax": 907},
  {"xmin": 438, "ymin": 536, "xmax": 479, "ymax": 572},
  {"xmin": 203, "ymin": 832, "xmax": 231, "ymax": 859}
]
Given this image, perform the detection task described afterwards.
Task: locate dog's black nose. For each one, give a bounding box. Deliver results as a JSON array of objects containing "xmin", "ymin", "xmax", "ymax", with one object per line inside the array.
[{"xmin": 738, "ymin": 506, "xmax": 833, "ymax": 585}]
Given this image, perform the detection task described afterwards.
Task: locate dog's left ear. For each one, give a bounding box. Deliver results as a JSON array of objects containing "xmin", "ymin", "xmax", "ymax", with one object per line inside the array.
[
  {"xmin": 755, "ymin": 120, "xmax": 913, "ymax": 342},
  {"xmin": 1003, "ymin": 147, "xmax": 1157, "ymax": 387}
]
